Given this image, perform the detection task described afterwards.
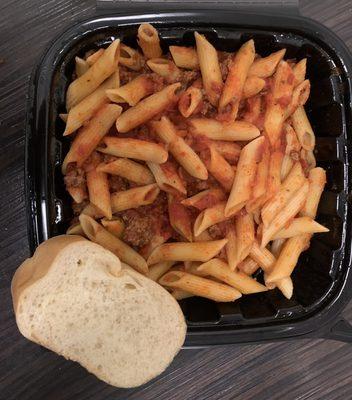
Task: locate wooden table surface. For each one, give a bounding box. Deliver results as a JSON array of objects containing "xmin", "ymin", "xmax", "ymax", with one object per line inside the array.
[{"xmin": 1, "ymin": 1, "xmax": 351, "ymax": 399}]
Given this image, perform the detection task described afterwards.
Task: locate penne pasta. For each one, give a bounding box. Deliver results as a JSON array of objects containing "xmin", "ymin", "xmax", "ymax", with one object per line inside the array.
[
  {"xmin": 110, "ymin": 184, "xmax": 160, "ymax": 213},
  {"xmin": 291, "ymin": 106, "xmax": 316, "ymax": 151},
  {"xmin": 86, "ymin": 169, "xmax": 112, "ymax": 219},
  {"xmin": 66, "ymin": 39, "xmax": 120, "ymax": 110},
  {"xmin": 101, "ymin": 217, "xmax": 125, "ymax": 238},
  {"xmin": 248, "ymin": 48, "xmax": 286, "ymax": 78},
  {"xmin": 119, "ymin": 44, "xmax": 144, "ymax": 71},
  {"xmin": 159, "ymin": 271, "xmax": 241, "ymax": 302},
  {"xmin": 225, "ymin": 223, "xmax": 238, "ymax": 271},
  {"xmin": 148, "ymin": 261, "xmax": 175, "ymax": 281},
  {"xmin": 243, "ymin": 76, "xmax": 266, "ymax": 98},
  {"xmin": 238, "ymin": 257, "xmax": 260, "ymax": 275},
  {"xmin": 99, "ymin": 136, "xmax": 168, "ymax": 164},
  {"xmin": 261, "ymin": 162, "xmax": 305, "ymax": 227},
  {"xmin": 178, "ymin": 86, "xmax": 203, "ymax": 118},
  {"xmin": 272, "ymin": 216, "xmax": 329, "ymax": 240},
  {"xmin": 62, "ymin": 104, "xmax": 122, "ymax": 173},
  {"xmin": 64, "ymin": 71, "xmax": 120, "ymax": 136},
  {"xmin": 301, "ymin": 149, "xmax": 316, "ymax": 172},
  {"xmin": 261, "ymin": 180, "xmax": 309, "ymax": 247},
  {"xmin": 147, "ymin": 161, "xmax": 186, "ymax": 195},
  {"xmin": 79, "ymin": 214, "xmax": 148, "ymax": 274},
  {"xmin": 169, "ymin": 46, "xmax": 199, "ymax": 70},
  {"xmin": 270, "ymin": 238, "xmax": 286, "ymax": 258},
  {"xmin": 80, "ymin": 203, "xmax": 104, "ymax": 219},
  {"xmin": 204, "ymin": 146, "xmax": 235, "ymax": 192},
  {"xmin": 193, "ymin": 201, "xmax": 228, "ymax": 237},
  {"xmin": 106, "ymin": 75, "xmax": 154, "ymax": 106},
  {"xmin": 225, "ymin": 136, "xmax": 265, "ymax": 217},
  {"xmin": 267, "ymin": 150, "xmax": 284, "ymax": 196},
  {"xmin": 147, "ymin": 239, "xmax": 228, "ymax": 265},
  {"xmin": 197, "ymin": 258, "xmax": 267, "ymax": 294},
  {"xmin": 66, "ymin": 222, "xmax": 85, "ymax": 236},
  {"xmin": 140, "ymin": 230, "xmax": 172, "ymax": 259},
  {"xmin": 86, "ymin": 48, "xmax": 104, "ymax": 66},
  {"xmin": 211, "ymin": 141, "xmax": 241, "ymax": 163},
  {"xmin": 168, "ymin": 194, "xmax": 193, "ymax": 242},
  {"xmin": 171, "ymin": 289, "xmax": 195, "ymax": 300},
  {"xmin": 235, "ymin": 212, "xmax": 255, "ymax": 265},
  {"xmin": 194, "ymin": 32, "xmax": 223, "ymax": 106},
  {"xmin": 147, "ymin": 58, "xmax": 181, "ymax": 81},
  {"xmin": 137, "ymin": 23, "xmax": 162, "ymax": 59},
  {"xmin": 66, "ymin": 186, "xmax": 87, "ymax": 204},
  {"xmin": 151, "ymin": 116, "xmax": 208, "ymax": 180},
  {"xmin": 97, "ymin": 158, "xmax": 155, "ymax": 185},
  {"xmin": 285, "ymin": 79, "xmax": 310, "ymax": 119},
  {"xmin": 75, "ymin": 56, "xmax": 89, "ymax": 77},
  {"xmin": 293, "ymin": 58, "xmax": 307, "ymax": 86},
  {"xmin": 181, "ymin": 188, "xmax": 225, "ymax": 211},
  {"xmin": 115, "ymin": 83, "xmax": 180, "ymax": 133},
  {"xmin": 189, "ymin": 118, "xmax": 260, "ymax": 141},
  {"xmin": 301, "ymin": 167, "xmax": 326, "ymax": 219},
  {"xmin": 219, "ymin": 40, "xmax": 255, "ymax": 111},
  {"xmin": 243, "ymin": 95, "xmax": 262, "ymax": 124}
]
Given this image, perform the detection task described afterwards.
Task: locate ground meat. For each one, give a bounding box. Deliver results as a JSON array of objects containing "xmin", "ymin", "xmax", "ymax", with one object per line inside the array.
[
  {"xmin": 219, "ymin": 52, "xmax": 233, "ymax": 80},
  {"xmin": 109, "ymin": 175, "xmax": 129, "ymax": 192},
  {"xmin": 208, "ymin": 221, "xmax": 228, "ymax": 240},
  {"xmin": 72, "ymin": 199, "xmax": 89, "ymax": 216},
  {"xmin": 180, "ymin": 70, "xmax": 200, "ymax": 88},
  {"xmin": 120, "ymin": 210, "xmax": 154, "ymax": 248},
  {"xmin": 198, "ymin": 98, "xmax": 217, "ymax": 117},
  {"xmin": 150, "ymin": 73, "xmax": 165, "ymax": 92},
  {"xmin": 82, "ymin": 151, "xmax": 101, "ymax": 171},
  {"xmin": 64, "ymin": 164, "xmax": 86, "ymax": 188}
]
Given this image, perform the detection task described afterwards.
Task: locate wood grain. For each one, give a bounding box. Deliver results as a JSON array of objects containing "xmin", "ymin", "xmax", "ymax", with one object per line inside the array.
[{"xmin": 0, "ymin": 1, "xmax": 351, "ymax": 399}]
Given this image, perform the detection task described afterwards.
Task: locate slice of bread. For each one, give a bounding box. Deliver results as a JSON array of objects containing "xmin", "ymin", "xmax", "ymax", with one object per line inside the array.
[{"xmin": 12, "ymin": 235, "xmax": 186, "ymax": 388}]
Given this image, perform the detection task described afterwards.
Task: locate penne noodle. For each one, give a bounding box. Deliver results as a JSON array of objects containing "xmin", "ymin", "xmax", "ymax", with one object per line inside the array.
[
  {"xmin": 110, "ymin": 184, "xmax": 160, "ymax": 213},
  {"xmin": 197, "ymin": 258, "xmax": 267, "ymax": 294},
  {"xmin": 169, "ymin": 46, "xmax": 199, "ymax": 70},
  {"xmin": 168, "ymin": 194, "xmax": 193, "ymax": 242},
  {"xmin": 285, "ymin": 79, "xmax": 310, "ymax": 119},
  {"xmin": 66, "ymin": 186, "xmax": 87, "ymax": 204},
  {"xmin": 147, "ymin": 161, "xmax": 186, "ymax": 195},
  {"xmin": 193, "ymin": 201, "xmax": 228, "ymax": 237},
  {"xmin": 293, "ymin": 58, "xmax": 307, "ymax": 86},
  {"xmin": 301, "ymin": 149, "xmax": 316, "ymax": 172},
  {"xmin": 243, "ymin": 95, "xmax": 262, "ymax": 124},
  {"xmin": 97, "ymin": 158, "xmax": 155, "ymax": 185},
  {"xmin": 267, "ymin": 150, "xmax": 284, "ymax": 196},
  {"xmin": 301, "ymin": 167, "xmax": 326, "ymax": 219},
  {"xmin": 62, "ymin": 104, "xmax": 122, "ymax": 173},
  {"xmin": 66, "ymin": 223, "xmax": 85, "ymax": 236},
  {"xmin": 211, "ymin": 141, "xmax": 241, "ymax": 163},
  {"xmin": 194, "ymin": 32, "xmax": 223, "ymax": 106},
  {"xmin": 225, "ymin": 224, "xmax": 238, "ymax": 271},
  {"xmin": 99, "ymin": 136, "xmax": 168, "ymax": 164},
  {"xmin": 178, "ymin": 86, "xmax": 203, "ymax": 118},
  {"xmin": 265, "ymin": 234, "xmax": 309, "ymax": 284},
  {"xmin": 119, "ymin": 44, "xmax": 144, "ymax": 71},
  {"xmin": 225, "ymin": 136, "xmax": 265, "ymax": 217},
  {"xmin": 261, "ymin": 162, "xmax": 305, "ymax": 227},
  {"xmin": 115, "ymin": 83, "xmax": 180, "ymax": 133},
  {"xmin": 272, "ymin": 216, "xmax": 329, "ymax": 240},
  {"xmin": 148, "ymin": 261, "xmax": 175, "ymax": 281},
  {"xmin": 151, "ymin": 116, "xmax": 208, "ymax": 180},
  {"xmin": 243, "ymin": 76, "xmax": 266, "ymax": 98},
  {"xmin": 194, "ymin": 230, "xmax": 213, "ymax": 242},
  {"xmin": 106, "ymin": 75, "xmax": 154, "ymax": 106},
  {"xmin": 264, "ymin": 60, "xmax": 294, "ymax": 147},
  {"xmin": 137, "ymin": 23, "xmax": 162, "ymax": 59},
  {"xmin": 189, "ymin": 118, "xmax": 260, "ymax": 141},
  {"xmin": 147, "ymin": 58, "xmax": 181, "ymax": 81},
  {"xmin": 238, "ymin": 257, "xmax": 260, "ymax": 275},
  {"xmin": 171, "ymin": 289, "xmax": 194, "ymax": 300},
  {"xmin": 205, "ymin": 146, "xmax": 235, "ymax": 192},
  {"xmin": 261, "ymin": 180, "xmax": 309, "ymax": 247},
  {"xmin": 75, "ymin": 56, "xmax": 89, "ymax": 77},
  {"xmin": 140, "ymin": 230, "xmax": 172, "ymax": 259},
  {"xmin": 291, "ymin": 106, "xmax": 316, "ymax": 151},
  {"xmin": 101, "ymin": 217, "xmax": 125, "ymax": 238},
  {"xmin": 86, "ymin": 169, "xmax": 112, "ymax": 219},
  {"xmin": 66, "ymin": 39, "xmax": 120, "ymax": 110},
  {"xmin": 248, "ymin": 48, "xmax": 286, "ymax": 78},
  {"xmin": 81, "ymin": 203, "xmax": 104, "ymax": 219},
  {"xmin": 147, "ymin": 239, "xmax": 228, "ymax": 265},
  {"xmin": 79, "ymin": 214, "xmax": 148, "ymax": 274},
  {"xmin": 86, "ymin": 48, "xmax": 104, "ymax": 66},
  {"xmin": 246, "ymin": 142, "xmax": 270, "ymax": 213},
  {"xmin": 64, "ymin": 71, "xmax": 120, "ymax": 136},
  {"xmin": 219, "ymin": 40, "xmax": 255, "ymax": 111},
  {"xmin": 181, "ymin": 188, "xmax": 225, "ymax": 211},
  {"xmin": 235, "ymin": 212, "xmax": 255, "ymax": 265},
  {"xmin": 59, "ymin": 113, "xmax": 68, "ymax": 123},
  {"xmin": 159, "ymin": 271, "xmax": 241, "ymax": 302}
]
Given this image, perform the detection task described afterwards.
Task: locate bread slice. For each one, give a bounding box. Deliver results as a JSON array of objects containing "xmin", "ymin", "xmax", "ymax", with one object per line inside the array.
[{"xmin": 12, "ymin": 235, "xmax": 186, "ymax": 388}]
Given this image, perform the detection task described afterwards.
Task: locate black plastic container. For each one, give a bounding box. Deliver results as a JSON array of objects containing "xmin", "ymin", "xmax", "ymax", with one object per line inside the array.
[{"xmin": 25, "ymin": 5, "xmax": 352, "ymax": 346}]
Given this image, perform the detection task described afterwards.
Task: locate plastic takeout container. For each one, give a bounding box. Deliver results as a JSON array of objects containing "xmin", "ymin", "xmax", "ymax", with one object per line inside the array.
[{"xmin": 25, "ymin": 1, "xmax": 352, "ymax": 346}]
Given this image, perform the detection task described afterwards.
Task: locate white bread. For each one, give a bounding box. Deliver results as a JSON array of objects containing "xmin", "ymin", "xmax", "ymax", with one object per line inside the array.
[{"xmin": 11, "ymin": 235, "xmax": 186, "ymax": 388}]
